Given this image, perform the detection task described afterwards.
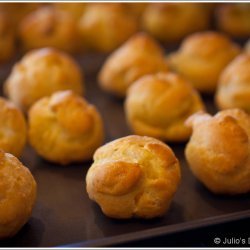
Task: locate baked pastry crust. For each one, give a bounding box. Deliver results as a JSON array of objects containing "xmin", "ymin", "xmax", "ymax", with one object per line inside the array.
[
  {"xmin": 0, "ymin": 3, "xmax": 41, "ymax": 29},
  {"xmin": 18, "ymin": 6, "xmax": 79, "ymax": 53},
  {"xmin": 0, "ymin": 150, "xmax": 36, "ymax": 239},
  {"xmin": 28, "ymin": 90, "xmax": 104, "ymax": 165},
  {"xmin": 216, "ymin": 53, "xmax": 250, "ymax": 112},
  {"xmin": 78, "ymin": 3, "xmax": 138, "ymax": 53},
  {"xmin": 86, "ymin": 135, "xmax": 181, "ymax": 219},
  {"xmin": 142, "ymin": 3, "xmax": 210, "ymax": 43},
  {"xmin": 168, "ymin": 31, "xmax": 241, "ymax": 93},
  {"xmin": 216, "ymin": 3, "xmax": 250, "ymax": 38},
  {"xmin": 185, "ymin": 109, "xmax": 250, "ymax": 195},
  {"xmin": 99, "ymin": 33, "xmax": 169, "ymax": 97},
  {"xmin": 0, "ymin": 11, "xmax": 15, "ymax": 63},
  {"xmin": 0, "ymin": 97, "xmax": 27, "ymax": 157},
  {"xmin": 53, "ymin": 3, "xmax": 87, "ymax": 20},
  {"xmin": 4, "ymin": 47, "xmax": 84, "ymax": 112},
  {"xmin": 125, "ymin": 72, "xmax": 205, "ymax": 142}
]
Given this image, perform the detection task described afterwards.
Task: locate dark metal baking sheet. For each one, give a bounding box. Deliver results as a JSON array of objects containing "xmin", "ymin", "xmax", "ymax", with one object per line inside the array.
[{"xmin": 0, "ymin": 53, "xmax": 249, "ymax": 248}]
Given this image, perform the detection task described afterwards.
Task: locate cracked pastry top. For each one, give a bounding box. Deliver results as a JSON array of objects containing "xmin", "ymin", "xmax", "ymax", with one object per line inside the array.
[
  {"xmin": 168, "ymin": 31, "xmax": 241, "ymax": 93},
  {"xmin": 125, "ymin": 72, "xmax": 205, "ymax": 142},
  {"xmin": 98, "ymin": 33, "xmax": 169, "ymax": 97},
  {"xmin": 28, "ymin": 90, "xmax": 104, "ymax": 165},
  {"xmin": 4, "ymin": 47, "xmax": 84, "ymax": 112},
  {"xmin": 86, "ymin": 135, "xmax": 181, "ymax": 219},
  {"xmin": 185, "ymin": 109, "xmax": 250, "ymax": 195}
]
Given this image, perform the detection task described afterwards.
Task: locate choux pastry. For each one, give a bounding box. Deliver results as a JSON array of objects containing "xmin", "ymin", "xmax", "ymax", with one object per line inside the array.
[
  {"xmin": 0, "ymin": 3, "xmax": 41, "ymax": 29},
  {"xmin": 28, "ymin": 90, "xmax": 104, "ymax": 165},
  {"xmin": 125, "ymin": 72, "xmax": 205, "ymax": 142},
  {"xmin": 86, "ymin": 135, "xmax": 181, "ymax": 219},
  {"xmin": 168, "ymin": 31, "xmax": 241, "ymax": 93},
  {"xmin": 99, "ymin": 33, "xmax": 169, "ymax": 97},
  {"xmin": 0, "ymin": 97, "xmax": 27, "ymax": 157},
  {"xmin": 216, "ymin": 53, "xmax": 250, "ymax": 112},
  {"xmin": 0, "ymin": 150, "xmax": 36, "ymax": 239},
  {"xmin": 0, "ymin": 11, "xmax": 15, "ymax": 63},
  {"xmin": 18, "ymin": 6, "xmax": 79, "ymax": 53},
  {"xmin": 142, "ymin": 3, "xmax": 210, "ymax": 43},
  {"xmin": 185, "ymin": 109, "xmax": 250, "ymax": 195},
  {"xmin": 216, "ymin": 3, "xmax": 250, "ymax": 38},
  {"xmin": 78, "ymin": 3, "xmax": 138, "ymax": 53},
  {"xmin": 53, "ymin": 3, "xmax": 87, "ymax": 20},
  {"xmin": 4, "ymin": 47, "xmax": 84, "ymax": 112}
]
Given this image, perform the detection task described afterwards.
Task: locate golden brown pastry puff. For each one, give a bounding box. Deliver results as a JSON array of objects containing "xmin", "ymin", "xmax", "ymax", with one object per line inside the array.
[
  {"xmin": 168, "ymin": 32, "xmax": 241, "ymax": 93},
  {"xmin": 99, "ymin": 33, "xmax": 169, "ymax": 97},
  {"xmin": 216, "ymin": 54, "xmax": 250, "ymax": 112},
  {"xmin": 28, "ymin": 90, "xmax": 104, "ymax": 165},
  {"xmin": 125, "ymin": 72, "xmax": 205, "ymax": 142},
  {"xmin": 0, "ymin": 97, "xmax": 27, "ymax": 157},
  {"xmin": 0, "ymin": 3, "xmax": 41, "ymax": 29},
  {"xmin": 53, "ymin": 3, "xmax": 87, "ymax": 20},
  {"xmin": 142, "ymin": 3, "xmax": 210, "ymax": 43},
  {"xmin": 0, "ymin": 11, "xmax": 15, "ymax": 63},
  {"xmin": 0, "ymin": 150, "xmax": 36, "ymax": 239},
  {"xmin": 185, "ymin": 109, "xmax": 250, "ymax": 195},
  {"xmin": 18, "ymin": 6, "xmax": 79, "ymax": 53},
  {"xmin": 216, "ymin": 3, "xmax": 250, "ymax": 38},
  {"xmin": 78, "ymin": 3, "xmax": 138, "ymax": 53},
  {"xmin": 124, "ymin": 3, "xmax": 148, "ymax": 19},
  {"xmin": 86, "ymin": 135, "xmax": 181, "ymax": 219},
  {"xmin": 4, "ymin": 47, "xmax": 84, "ymax": 112}
]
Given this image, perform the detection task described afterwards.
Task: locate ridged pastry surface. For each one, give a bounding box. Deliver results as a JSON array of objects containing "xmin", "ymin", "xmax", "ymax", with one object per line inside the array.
[
  {"xmin": 98, "ymin": 33, "xmax": 169, "ymax": 97},
  {"xmin": 125, "ymin": 72, "xmax": 205, "ymax": 142},
  {"xmin": 28, "ymin": 90, "xmax": 104, "ymax": 165},
  {"xmin": 86, "ymin": 135, "xmax": 181, "ymax": 219},
  {"xmin": 4, "ymin": 47, "xmax": 84, "ymax": 112},
  {"xmin": 185, "ymin": 109, "xmax": 250, "ymax": 194},
  {"xmin": 168, "ymin": 31, "xmax": 241, "ymax": 93}
]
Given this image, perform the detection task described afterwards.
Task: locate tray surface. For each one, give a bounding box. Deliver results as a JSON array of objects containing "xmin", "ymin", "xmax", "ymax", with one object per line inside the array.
[{"xmin": 0, "ymin": 53, "xmax": 249, "ymax": 247}]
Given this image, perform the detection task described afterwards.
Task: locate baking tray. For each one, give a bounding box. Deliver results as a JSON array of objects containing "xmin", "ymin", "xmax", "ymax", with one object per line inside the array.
[{"xmin": 0, "ymin": 52, "xmax": 249, "ymax": 248}]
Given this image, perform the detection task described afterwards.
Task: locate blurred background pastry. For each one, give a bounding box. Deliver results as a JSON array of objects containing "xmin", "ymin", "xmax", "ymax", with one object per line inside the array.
[
  {"xmin": 142, "ymin": 3, "xmax": 211, "ymax": 43},
  {"xmin": 86, "ymin": 135, "xmax": 181, "ymax": 219},
  {"xmin": 99, "ymin": 33, "xmax": 169, "ymax": 97},
  {"xmin": 124, "ymin": 3, "xmax": 148, "ymax": 20},
  {"xmin": 0, "ymin": 150, "xmax": 36, "ymax": 239},
  {"xmin": 53, "ymin": 2, "xmax": 87, "ymax": 20},
  {"xmin": 18, "ymin": 6, "xmax": 79, "ymax": 53},
  {"xmin": 0, "ymin": 3, "xmax": 41, "ymax": 31},
  {"xmin": 168, "ymin": 31, "xmax": 241, "ymax": 93},
  {"xmin": 28, "ymin": 90, "xmax": 104, "ymax": 165},
  {"xmin": 78, "ymin": 3, "xmax": 138, "ymax": 53},
  {"xmin": 0, "ymin": 11, "xmax": 15, "ymax": 63},
  {"xmin": 185, "ymin": 109, "xmax": 250, "ymax": 195},
  {"xmin": 125, "ymin": 72, "xmax": 205, "ymax": 142},
  {"xmin": 4, "ymin": 47, "xmax": 84, "ymax": 112},
  {"xmin": 216, "ymin": 3, "xmax": 250, "ymax": 38},
  {"xmin": 0, "ymin": 97, "xmax": 27, "ymax": 157},
  {"xmin": 216, "ymin": 53, "xmax": 250, "ymax": 112}
]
